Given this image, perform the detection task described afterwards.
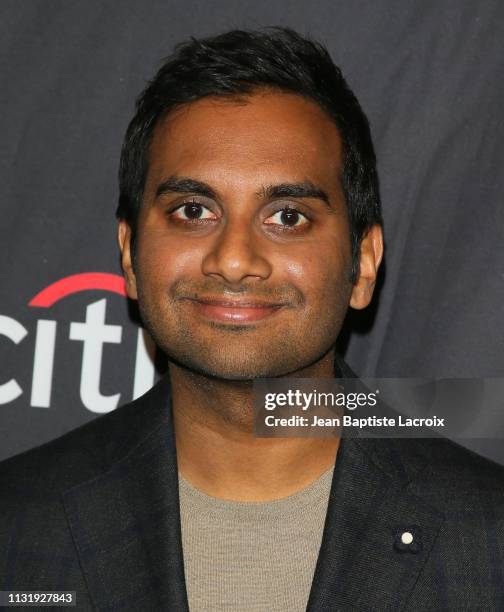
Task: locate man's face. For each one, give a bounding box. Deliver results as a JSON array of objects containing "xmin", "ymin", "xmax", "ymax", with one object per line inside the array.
[{"xmin": 120, "ymin": 91, "xmax": 362, "ymax": 379}]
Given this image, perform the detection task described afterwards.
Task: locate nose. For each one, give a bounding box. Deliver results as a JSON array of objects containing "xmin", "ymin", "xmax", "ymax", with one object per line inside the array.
[{"xmin": 201, "ymin": 217, "xmax": 272, "ymax": 286}]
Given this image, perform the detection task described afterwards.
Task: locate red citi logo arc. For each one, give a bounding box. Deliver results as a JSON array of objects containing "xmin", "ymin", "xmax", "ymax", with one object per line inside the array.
[{"xmin": 0, "ymin": 273, "xmax": 156, "ymax": 412}]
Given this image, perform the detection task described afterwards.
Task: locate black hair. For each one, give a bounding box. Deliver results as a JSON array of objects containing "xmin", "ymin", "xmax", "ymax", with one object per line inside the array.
[{"xmin": 116, "ymin": 26, "xmax": 382, "ymax": 282}]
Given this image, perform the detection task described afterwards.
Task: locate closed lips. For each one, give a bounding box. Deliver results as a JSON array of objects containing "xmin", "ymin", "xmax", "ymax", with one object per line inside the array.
[{"xmin": 188, "ymin": 298, "xmax": 284, "ymax": 308}]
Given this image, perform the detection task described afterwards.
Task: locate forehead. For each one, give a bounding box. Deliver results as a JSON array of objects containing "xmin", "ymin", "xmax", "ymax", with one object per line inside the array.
[{"xmin": 146, "ymin": 91, "xmax": 343, "ymax": 191}]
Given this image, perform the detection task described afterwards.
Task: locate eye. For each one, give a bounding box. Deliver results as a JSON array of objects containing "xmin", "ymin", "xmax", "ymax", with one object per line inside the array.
[
  {"xmin": 264, "ymin": 207, "xmax": 309, "ymax": 228},
  {"xmin": 170, "ymin": 201, "xmax": 217, "ymax": 222}
]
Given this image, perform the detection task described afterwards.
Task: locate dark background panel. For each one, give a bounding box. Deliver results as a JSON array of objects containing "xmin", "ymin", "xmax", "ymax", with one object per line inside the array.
[{"xmin": 0, "ymin": 0, "xmax": 503, "ymax": 462}]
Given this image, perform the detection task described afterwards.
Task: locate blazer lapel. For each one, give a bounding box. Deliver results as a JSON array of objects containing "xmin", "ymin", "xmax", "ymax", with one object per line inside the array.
[
  {"xmin": 62, "ymin": 378, "xmax": 189, "ymax": 611},
  {"xmin": 306, "ymin": 435, "xmax": 445, "ymax": 612}
]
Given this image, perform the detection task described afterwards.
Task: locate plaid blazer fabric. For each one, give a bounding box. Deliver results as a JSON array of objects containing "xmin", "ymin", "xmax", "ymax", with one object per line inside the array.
[{"xmin": 2, "ymin": 358, "xmax": 504, "ymax": 611}]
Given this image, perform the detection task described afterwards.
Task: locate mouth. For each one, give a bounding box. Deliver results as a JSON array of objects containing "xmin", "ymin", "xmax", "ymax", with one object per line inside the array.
[{"xmin": 182, "ymin": 297, "xmax": 287, "ymax": 323}]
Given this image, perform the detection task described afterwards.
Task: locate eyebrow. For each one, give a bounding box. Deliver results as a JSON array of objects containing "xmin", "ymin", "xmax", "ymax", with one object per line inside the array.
[
  {"xmin": 155, "ymin": 175, "xmax": 332, "ymax": 208},
  {"xmin": 155, "ymin": 176, "xmax": 217, "ymax": 199},
  {"xmin": 258, "ymin": 182, "xmax": 331, "ymax": 208}
]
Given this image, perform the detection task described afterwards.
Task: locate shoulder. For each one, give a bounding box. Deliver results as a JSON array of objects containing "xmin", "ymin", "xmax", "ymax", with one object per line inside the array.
[
  {"xmin": 377, "ymin": 436, "xmax": 504, "ymax": 510},
  {"xmin": 426, "ymin": 436, "xmax": 504, "ymax": 481},
  {"xmin": 336, "ymin": 355, "xmax": 504, "ymax": 506},
  {"xmin": 0, "ymin": 376, "xmax": 171, "ymax": 501},
  {"xmin": 406, "ymin": 436, "xmax": 504, "ymax": 486}
]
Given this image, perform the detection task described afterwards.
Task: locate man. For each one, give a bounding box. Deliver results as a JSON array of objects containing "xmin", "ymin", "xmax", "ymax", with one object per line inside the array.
[{"xmin": 1, "ymin": 27, "xmax": 504, "ymax": 612}]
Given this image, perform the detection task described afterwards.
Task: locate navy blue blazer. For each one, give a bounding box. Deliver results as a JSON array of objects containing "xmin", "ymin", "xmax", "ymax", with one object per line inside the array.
[{"xmin": 2, "ymin": 359, "xmax": 504, "ymax": 610}]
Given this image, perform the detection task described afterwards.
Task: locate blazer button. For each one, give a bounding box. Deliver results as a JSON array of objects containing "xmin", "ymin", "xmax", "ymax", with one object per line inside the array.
[{"xmin": 393, "ymin": 525, "xmax": 422, "ymax": 553}]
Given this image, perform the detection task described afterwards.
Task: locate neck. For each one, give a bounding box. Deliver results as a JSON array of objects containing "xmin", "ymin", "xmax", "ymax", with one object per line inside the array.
[{"xmin": 170, "ymin": 350, "xmax": 341, "ymax": 501}]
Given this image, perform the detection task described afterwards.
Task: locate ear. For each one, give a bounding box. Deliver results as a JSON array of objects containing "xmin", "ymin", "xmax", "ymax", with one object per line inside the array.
[
  {"xmin": 117, "ymin": 220, "xmax": 138, "ymax": 300},
  {"xmin": 349, "ymin": 224, "xmax": 384, "ymax": 310}
]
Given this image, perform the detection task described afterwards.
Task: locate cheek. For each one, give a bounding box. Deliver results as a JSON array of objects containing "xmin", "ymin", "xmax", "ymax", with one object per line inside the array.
[
  {"xmin": 282, "ymin": 249, "xmax": 350, "ymax": 305},
  {"xmin": 135, "ymin": 229, "xmax": 204, "ymax": 292}
]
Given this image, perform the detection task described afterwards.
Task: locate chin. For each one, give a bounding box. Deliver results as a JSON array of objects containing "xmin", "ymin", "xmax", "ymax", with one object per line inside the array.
[{"xmin": 167, "ymin": 352, "xmax": 297, "ymax": 381}]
